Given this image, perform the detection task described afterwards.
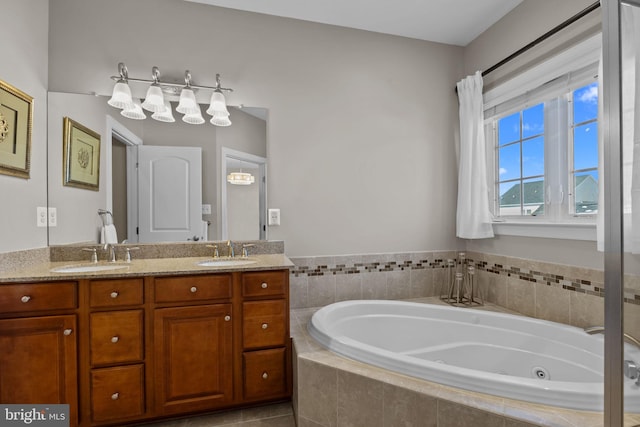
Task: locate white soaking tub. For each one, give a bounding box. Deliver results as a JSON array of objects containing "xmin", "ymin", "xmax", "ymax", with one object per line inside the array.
[{"xmin": 307, "ymin": 300, "xmax": 640, "ymax": 412}]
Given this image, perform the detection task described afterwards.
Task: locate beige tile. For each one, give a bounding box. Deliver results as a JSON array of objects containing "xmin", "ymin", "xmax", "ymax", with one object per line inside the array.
[
  {"xmin": 382, "ymin": 382, "xmax": 437, "ymax": 427},
  {"xmin": 534, "ymin": 282, "xmax": 571, "ymax": 325},
  {"xmin": 335, "ymin": 273, "xmax": 362, "ymax": 302},
  {"xmin": 387, "ymin": 270, "xmax": 412, "ymax": 300},
  {"xmin": 337, "ymin": 370, "xmax": 384, "ymax": 427},
  {"xmin": 502, "ymin": 418, "xmax": 540, "ymax": 427},
  {"xmin": 290, "ymin": 274, "xmax": 309, "ymax": 309},
  {"xmin": 569, "ymin": 291, "xmax": 604, "ymax": 329},
  {"xmin": 362, "ymin": 271, "xmax": 388, "ymax": 300},
  {"xmin": 437, "ymin": 400, "xmax": 506, "ymax": 427},
  {"xmin": 297, "ymin": 416, "xmax": 326, "ymax": 427},
  {"xmin": 432, "ymin": 267, "xmax": 451, "ymax": 299},
  {"xmin": 624, "ymin": 302, "xmax": 640, "ymax": 342},
  {"xmin": 242, "ymin": 403, "xmax": 293, "ymax": 421},
  {"xmin": 410, "ymin": 268, "xmax": 434, "ymax": 298},
  {"xmin": 506, "ymin": 277, "xmax": 536, "ymax": 317},
  {"xmin": 297, "ymin": 357, "xmax": 338, "ymax": 427},
  {"xmin": 240, "ymin": 414, "xmax": 296, "ymax": 427},
  {"xmin": 308, "ymin": 274, "xmax": 337, "ymax": 308},
  {"xmin": 481, "ymin": 272, "xmax": 507, "ymax": 307}
]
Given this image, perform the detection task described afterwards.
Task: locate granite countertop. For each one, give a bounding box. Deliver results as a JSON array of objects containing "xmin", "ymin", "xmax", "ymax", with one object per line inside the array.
[{"xmin": 0, "ymin": 253, "xmax": 294, "ymax": 283}]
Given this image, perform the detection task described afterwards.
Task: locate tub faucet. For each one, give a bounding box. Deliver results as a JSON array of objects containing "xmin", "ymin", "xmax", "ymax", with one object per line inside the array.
[{"xmin": 584, "ymin": 326, "xmax": 640, "ymax": 349}]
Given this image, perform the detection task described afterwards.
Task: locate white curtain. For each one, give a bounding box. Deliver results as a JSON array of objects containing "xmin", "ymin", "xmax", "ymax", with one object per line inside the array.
[
  {"xmin": 597, "ymin": 5, "xmax": 640, "ymax": 253},
  {"xmin": 456, "ymin": 71, "xmax": 494, "ymax": 239}
]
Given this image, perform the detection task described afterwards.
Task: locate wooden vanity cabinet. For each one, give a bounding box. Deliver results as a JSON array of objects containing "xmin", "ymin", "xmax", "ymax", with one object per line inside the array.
[{"xmin": 0, "ymin": 282, "xmax": 79, "ymax": 426}]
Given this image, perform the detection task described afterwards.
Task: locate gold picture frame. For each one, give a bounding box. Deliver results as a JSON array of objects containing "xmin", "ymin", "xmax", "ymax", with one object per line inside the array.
[
  {"xmin": 63, "ymin": 117, "xmax": 101, "ymax": 191},
  {"xmin": 0, "ymin": 79, "xmax": 33, "ymax": 179}
]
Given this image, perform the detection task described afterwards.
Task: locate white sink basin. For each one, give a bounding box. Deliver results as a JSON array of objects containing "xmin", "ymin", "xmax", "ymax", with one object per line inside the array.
[
  {"xmin": 51, "ymin": 264, "xmax": 130, "ymax": 273},
  {"xmin": 196, "ymin": 258, "xmax": 257, "ymax": 267}
]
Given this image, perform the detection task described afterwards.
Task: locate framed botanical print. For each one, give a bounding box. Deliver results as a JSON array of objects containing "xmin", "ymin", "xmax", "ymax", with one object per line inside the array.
[
  {"xmin": 0, "ymin": 79, "xmax": 33, "ymax": 179},
  {"xmin": 63, "ymin": 117, "xmax": 101, "ymax": 191}
]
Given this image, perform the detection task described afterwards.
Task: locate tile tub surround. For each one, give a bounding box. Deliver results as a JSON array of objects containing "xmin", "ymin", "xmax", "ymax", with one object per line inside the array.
[
  {"xmin": 291, "ymin": 298, "xmax": 640, "ymax": 427},
  {"xmin": 289, "ymin": 251, "xmax": 640, "ymax": 339}
]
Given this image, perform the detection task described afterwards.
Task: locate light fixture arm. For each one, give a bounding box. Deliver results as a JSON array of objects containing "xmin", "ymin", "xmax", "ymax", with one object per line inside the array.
[
  {"xmin": 184, "ymin": 70, "xmax": 192, "ymax": 88},
  {"xmin": 110, "ymin": 62, "xmax": 233, "ymax": 92}
]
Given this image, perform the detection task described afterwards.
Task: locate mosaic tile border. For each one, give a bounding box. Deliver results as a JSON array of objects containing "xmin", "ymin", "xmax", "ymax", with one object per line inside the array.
[{"xmin": 289, "ymin": 253, "xmax": 640, "ymax": 305}]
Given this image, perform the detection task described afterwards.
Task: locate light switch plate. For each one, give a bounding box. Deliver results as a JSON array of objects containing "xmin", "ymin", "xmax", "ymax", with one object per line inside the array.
[
  {"xmin": 268, "ymin": 208, "xmax": 280, "ymax": 226},
  {"xmin": 37, "ymin": 207, "xmax": 47, "ymax": 227},
  {"xmin": 202, "ymin": 204, "xmax": 212, "ymax": 215}
]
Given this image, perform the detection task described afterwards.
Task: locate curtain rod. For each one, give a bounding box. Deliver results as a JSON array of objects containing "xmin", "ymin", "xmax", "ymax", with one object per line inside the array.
[{"xmin": 456, "ymin": 1, "xmax": 600, "ymax": 92}]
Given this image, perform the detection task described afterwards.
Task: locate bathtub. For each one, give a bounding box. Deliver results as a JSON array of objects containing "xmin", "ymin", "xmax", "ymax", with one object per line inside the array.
[{"xmin": 307, "ymin": 300, "xmax": 640, "ymax": 412}]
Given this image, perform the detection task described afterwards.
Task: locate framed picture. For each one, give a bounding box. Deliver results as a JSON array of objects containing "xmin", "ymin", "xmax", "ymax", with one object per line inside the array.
[
  {"xmin": 63, "ymin": 117, "xmax": 101, "ymax": 191},
  {"xmin": 0, "ymin": 79, "xmax": 33, "ymax": 179}
]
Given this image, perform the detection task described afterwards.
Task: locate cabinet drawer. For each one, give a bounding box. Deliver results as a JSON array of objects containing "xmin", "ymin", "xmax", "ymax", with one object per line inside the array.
[
  {"xmin": 90, "ymin": 278, "xmax": 144, "ymax": 308},
  {"xmin": 243, "ymin": 348, "xmax": 287, "ymax": 400},
  {"xmin": 90, "ymin": 310, "xmax": 143, "ymax": 366},
  {"xmin": 242, "ymin": 270, "xmax": 287, "ymax": 298},
  {"xmin": 0, "ymin": 282, "xmax": 76, "ymax": 314},
  {"xmin": 154, "ymin": 275, "xmax": 232, "ymax": 303},
  {"xmin": 91, "ymin": 364, "xmax": 145, "ymax": 423},
  {"xmin": 243, "ymin": 300, "xmax": 286, "ymax": 349}
]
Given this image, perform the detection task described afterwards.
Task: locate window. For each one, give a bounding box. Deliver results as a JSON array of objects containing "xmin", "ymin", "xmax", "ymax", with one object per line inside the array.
[{"xmin": 491, "ymin": 81, "xmax": 598, "ymax": 221}]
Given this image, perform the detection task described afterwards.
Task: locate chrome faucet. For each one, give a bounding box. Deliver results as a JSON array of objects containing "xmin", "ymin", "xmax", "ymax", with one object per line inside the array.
[
  {"xmin": 584, "ymin": 326, "xmax": 640, "ymax": 348},
  {"xmin": 226, "ymin": 240, "xmax": 235, "ymax": 258}
]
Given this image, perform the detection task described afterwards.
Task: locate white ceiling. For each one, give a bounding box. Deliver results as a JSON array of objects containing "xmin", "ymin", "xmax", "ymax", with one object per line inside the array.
[{"xmin": 185, "ymin": 0, "xmax": 523, "ymax": 46}]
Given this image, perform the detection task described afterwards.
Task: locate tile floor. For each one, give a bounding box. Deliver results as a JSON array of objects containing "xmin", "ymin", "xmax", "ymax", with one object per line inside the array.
[{"xmin": 140, "ymin": 402, "xmax": 295, "ymax": 427}]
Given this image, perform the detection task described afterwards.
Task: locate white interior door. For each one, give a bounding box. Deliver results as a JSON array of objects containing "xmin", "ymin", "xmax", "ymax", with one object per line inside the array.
[{"xmin": 137, "ymin": 145, "xmax": 202, "ymax": 242}]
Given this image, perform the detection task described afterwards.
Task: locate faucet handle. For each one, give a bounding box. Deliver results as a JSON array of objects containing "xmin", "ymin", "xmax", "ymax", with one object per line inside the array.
[
  {"xmin": 125, "ymin": 247, "xmax": 140, "ymax": 263},
  {"xmin": 241, "ymin": 243, "xmax": 255, "ymax": 258},
  {"xmin": 206, "ymin": 244, "xmax": 220, "ymax": 258},
  {"xmin": 82, "ymin": 248, "xmax": 98, "ymax": 263}
]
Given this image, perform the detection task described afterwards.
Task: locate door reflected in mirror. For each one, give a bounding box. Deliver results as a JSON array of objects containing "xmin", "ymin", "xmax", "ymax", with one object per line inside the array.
[{"xmin": 47, "ymin": 92, "xmax": 267, "ymax": 246}]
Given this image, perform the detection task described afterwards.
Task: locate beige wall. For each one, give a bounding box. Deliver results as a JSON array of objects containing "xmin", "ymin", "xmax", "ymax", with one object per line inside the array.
[
  {"xmin": 47, "ymin": 0, "xmax": 463, "ymax": 257},
  {"xmin": 0, "ymin": 0, "xmax": 49, "ymax": 253}
]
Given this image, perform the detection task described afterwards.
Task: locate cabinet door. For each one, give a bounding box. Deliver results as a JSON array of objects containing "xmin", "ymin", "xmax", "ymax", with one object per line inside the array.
[
  {"xmin": 154, "ymin": 304, "xmax": 233, "ymax": 415},
  {"xmin": 0, "ymin": 315, "xmax": 78, "ymax": 425}
]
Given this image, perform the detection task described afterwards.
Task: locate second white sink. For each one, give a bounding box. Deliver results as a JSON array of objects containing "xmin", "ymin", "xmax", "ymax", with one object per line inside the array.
[{"xmin": 196, "ymin": 259, "xmax": 257, "ymax": 267}]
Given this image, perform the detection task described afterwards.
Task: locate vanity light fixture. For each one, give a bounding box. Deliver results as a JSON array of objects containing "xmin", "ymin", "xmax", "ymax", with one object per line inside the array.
[{"xmin": 108, "ymin": 62, "xmax": 233, "ymax": 126}]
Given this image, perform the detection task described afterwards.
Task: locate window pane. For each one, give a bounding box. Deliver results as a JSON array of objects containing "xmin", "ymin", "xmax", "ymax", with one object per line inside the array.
[
  {"xmin": 499, "ymin": 181, "xmax": 521, "ymax": 216},
  {"xmin": 573, "ymin": 82, "xmax": 598, "ymax": 124},
  {"xmin": 522, "ymin": 103, "xmax": 544, "ymax": 138},
  {"xmin": 522, "ymin": 136, "xmax": 544, "ymax": 177},
  {"xmin": 574, "ymin": 171, "xmax": 598, "ymax": 214},
  {"xmin": 574, "ymin": 122, "xmax": 598, "ymax": 171},
  {"xmin": 523, "ymin": 177, "xmax": 545, "ymax": 216},
  {"xmin": 498, "ymin": 112, "xmax": 520, "ymax": 145},
  {"xmin": 498, "ymin": 144, "xmax": 520, "ymax": 181}
]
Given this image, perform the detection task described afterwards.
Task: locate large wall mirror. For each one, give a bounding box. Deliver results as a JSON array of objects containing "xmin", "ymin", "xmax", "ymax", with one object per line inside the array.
[{"xmin": 47, "ymin": 91, "xmax": 267, "ymax": 246}]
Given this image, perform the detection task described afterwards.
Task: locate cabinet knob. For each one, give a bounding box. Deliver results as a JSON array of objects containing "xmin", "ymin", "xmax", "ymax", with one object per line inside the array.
[
  {"xmin": 20, "ymin": 295, "xmax": 31, "ymax": 303},
  {"xmin": 224, "ymin": 315, "xmax": 231, "ymax": 322},
  {"xmin": 190, "ymin": 286, "xmax": 198, "ymax": 293},
  {"xmin": 111, "ymin": 336, "xmax": 119, "ymax": 343},
  {"xmin": 261, "ymin": 323, "xmax": 268, "ymax": 330},
  {"xmin": 111, "ymin": 392, "xmax": 119, "ymax": 400},
  {"xmin": 63, "ymin": 329, "xmax": 73, "ymax": 336},
  {"xmin": 261, "ymin": 282, "xmax": 268, "ymax": 289},
  {"xmin": 262, "ymin": 372, "xmax": 269, "ymax": 380},
  {"xmin": 110, "ymin": 291, "xmax": 119, "ymax": 299}
]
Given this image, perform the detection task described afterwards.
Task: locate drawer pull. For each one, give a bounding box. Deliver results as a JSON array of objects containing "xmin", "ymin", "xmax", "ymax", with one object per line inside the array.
[
  {"xmin": 111, "ymin": 392, "xmax": 120, "ymax": 401},
  {"xmin": 261, "ymin": 323, "xmax": 268, "ymax": 330},
  {"xmin": 224, "ymin": 315, "xmax": 231, "ymax": 322},
  {"xmin": 111, "ymin": 336, "xmax": 119, "ymax": 343},
  {"xmin": 63, "ymin": 329, "xmax": 73, "ymax": 336},
  {"xmin": 110, "ymin": 291, "xmax": 119, "ymax": 299},
  {"xmin": 261, "ymin": 282, "xmax": 268, "ymax": 289},
  {"xmin": 190, "ymin": 286, "xmax": 198, "ymax": 293},
  {"xmin": 262, "ymin": 372, "xmax": 269, "ymax": 380},
  {"xmin": 20, "ymin": 295, "xmax": 31, "ymax": 303}
]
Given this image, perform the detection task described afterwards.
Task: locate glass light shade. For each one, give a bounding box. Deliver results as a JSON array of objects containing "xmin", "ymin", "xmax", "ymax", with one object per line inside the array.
[
  {"xmin": 227, "ymin": 172, "xmax": 255, "ymax": 185},
  {"xmin": 176, "ymin": 88, "xmax": 200, "ymax": 114},
  {"xmin": 120, "ymin": 98, "xmax": 146, "ymax": 120},
  {"xmin": 142, "ymin": 84, "xmax": 165, "ymax": 112},
  {"xmin": 206, "ymin": 91, "xmax": 229, "ymax": 115},
  {"xmin": 182, "ymin": 111, "xmax": 205, "ymax": 125},
  {"xmin": 151, "ymin": 100, "xmax": 175, "ymax": 122},
  {"xmin": 107, "ymin": 81, "xmax": 134, "ymax": 109},
  {"xmin": 210, "ymin": 113, "xmax": 232, "ymax": 127}
]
